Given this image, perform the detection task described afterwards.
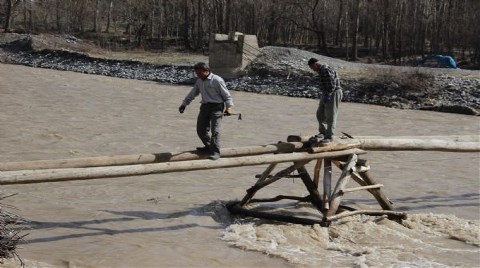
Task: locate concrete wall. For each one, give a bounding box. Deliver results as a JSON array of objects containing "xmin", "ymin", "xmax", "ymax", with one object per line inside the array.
[{"xmin": 209, "ymin": 32, "xmax": 259, "ymax": 79}]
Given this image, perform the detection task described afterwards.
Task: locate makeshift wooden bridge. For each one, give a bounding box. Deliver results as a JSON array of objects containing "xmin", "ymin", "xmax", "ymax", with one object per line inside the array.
[{"xmin": 0, "ymin": 135, "xmax": 478, "ymax": 226}]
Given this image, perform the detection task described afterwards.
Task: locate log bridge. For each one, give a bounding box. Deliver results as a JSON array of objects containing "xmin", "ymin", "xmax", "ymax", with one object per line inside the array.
[{"xmin": 0, "ymin": 135, "xmax": 478, "ymax": 226}]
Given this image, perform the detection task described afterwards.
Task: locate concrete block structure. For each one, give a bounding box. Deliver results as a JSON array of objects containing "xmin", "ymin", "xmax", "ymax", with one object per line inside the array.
[{"xmin": 209, "ymin": 32, "xmax": 260, "ymax": 79}]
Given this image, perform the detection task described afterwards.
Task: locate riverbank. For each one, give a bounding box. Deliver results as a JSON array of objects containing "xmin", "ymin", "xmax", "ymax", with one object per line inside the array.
[{"xmin": 1, "ymin": 33, "xmax": 479, "ymax": 115}]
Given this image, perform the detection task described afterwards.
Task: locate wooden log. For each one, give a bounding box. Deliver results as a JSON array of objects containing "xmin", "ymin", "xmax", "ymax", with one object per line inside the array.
[
  {"xmin": 326, "ymin": 209, "xmax": 407, "ymax": 222},
  {"xmin": 227, "ymin": 202, "xmax": 322, "ymax": 225},
  {"xmin": 0, "ymin": 142, "xmax": 305, "ymax": 171},
  {"xmin": 347, "ymin": 135, "xmax": 480, "ymax": 142},
  {"xmin": 288, "ymin": 134, "xmax": 480, "ymax": 143},
  {"xmin": 0, "ymin": 149, "xmax": 365, "ymax": 185},
  {"xmin": 331, "ymin": 160, "xmax": 394, "ymax": 211},
  {"xmin": 340, "ymin": 139, "xmax": 480, "ymax": 152},
  {"xmin": 322, "ymin": 159, "xmax": 332, "ymax": 210},
  {"xmin": 240, "ymin": 162, "xmax": 300, "ymax": 206},
  {"xmin": 340, "ymin": 184, "xmax": 383, "ymax": 194},
  {"xmin": 355, "ymin": 171, "xmax": 394, "ymax": 210},
  {"xmin": 313, "ymin": 160, "xmax": 322, "ymax": 187},
  {"xmin": 327, "ymin": 154, "xmax": 358, "ymax": 217},
  {"xmin": 308, "ymin": 143, "xmax": 361, "ymax": 153},
  {"xmin": 250, "ymin": 195, "xmax": 309, "ymax": 203},
  {"xmin": 296, "ymin": 166, "xmax": 323, "ymax": 210}
]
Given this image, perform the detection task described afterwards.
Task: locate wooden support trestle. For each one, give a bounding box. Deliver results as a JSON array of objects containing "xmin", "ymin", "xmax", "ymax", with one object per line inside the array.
[{"xmin": 228, "ymin": 135, "xmax": 407, "ymax": 226}]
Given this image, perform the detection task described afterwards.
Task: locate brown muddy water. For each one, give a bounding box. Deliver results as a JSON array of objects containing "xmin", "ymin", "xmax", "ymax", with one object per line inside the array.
[{"xmin": 0, "ymin": 64, "xmax": 479, "ymax": 267}]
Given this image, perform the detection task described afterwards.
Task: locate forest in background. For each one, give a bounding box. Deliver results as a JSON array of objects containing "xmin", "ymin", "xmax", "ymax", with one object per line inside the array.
[{"xmin": 1, "ymin": 0, "xmax": 479, "ymax": 68}]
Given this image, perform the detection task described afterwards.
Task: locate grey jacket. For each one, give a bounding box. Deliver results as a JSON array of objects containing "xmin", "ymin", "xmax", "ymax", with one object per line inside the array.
[{"xmin": 183, "ymin": 73, "xmax": 234, "ymax": 108}]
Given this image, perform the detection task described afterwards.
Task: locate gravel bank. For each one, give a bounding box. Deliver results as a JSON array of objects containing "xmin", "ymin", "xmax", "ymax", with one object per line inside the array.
[{"xmin": 1, "ymin": 34, "xmax": 478, "ymax": 115}]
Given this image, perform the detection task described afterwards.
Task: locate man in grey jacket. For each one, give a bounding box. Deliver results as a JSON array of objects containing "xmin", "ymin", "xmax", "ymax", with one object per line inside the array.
[
  {"xmin": 178, "ymin": 62, "xmax": 234, "ymax": 160},
  {"xmin": 308, "ymin": 58, "xmax": 343, "ymax": 145}
]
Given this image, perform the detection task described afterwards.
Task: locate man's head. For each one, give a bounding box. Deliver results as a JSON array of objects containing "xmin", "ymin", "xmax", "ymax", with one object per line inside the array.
[
  {"xmin": 193, "ymin": 62, "xmax": 210, "ymax": 79},
  {"xmin": 308, "ymin": 58, "xmax": 320, "ymax": 72}
]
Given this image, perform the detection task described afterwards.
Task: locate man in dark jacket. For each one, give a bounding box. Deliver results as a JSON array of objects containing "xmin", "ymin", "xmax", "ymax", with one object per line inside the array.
[{"xmin": 308, "ymin": 58, "xmax": 343, "ymax": 144}]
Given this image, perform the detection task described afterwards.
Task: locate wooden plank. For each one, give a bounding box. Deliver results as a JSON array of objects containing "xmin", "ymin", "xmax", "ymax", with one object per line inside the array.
[{"xmin": 0, "ymin": 149, "xmax": 365, "ymax": 185}]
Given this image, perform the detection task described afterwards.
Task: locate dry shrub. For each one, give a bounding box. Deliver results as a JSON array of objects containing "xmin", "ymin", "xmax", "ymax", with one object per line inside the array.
[
  {"xmin": 374, "ymin": 67, "xmax": 435, "ymax": 92},
  {"xmin": 0, "ymin": 194, "xmax": 27, "ymax": 266}
]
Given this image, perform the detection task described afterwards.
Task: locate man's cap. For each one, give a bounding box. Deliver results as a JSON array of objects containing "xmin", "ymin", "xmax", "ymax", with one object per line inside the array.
[
  {"xmin": 308, "ymin": 58, "xmax": 319, "ymax": 65},
  {"xmin": 193, "ymin": 62, "xmax": 210, "ymax": 71}
]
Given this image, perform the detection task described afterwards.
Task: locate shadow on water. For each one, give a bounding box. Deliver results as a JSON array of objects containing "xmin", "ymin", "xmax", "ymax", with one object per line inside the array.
[
  {"xmin": 348, "ymin": 192, "xmax": 480, "ymax": 211},
  {"xmin": 20, "ymin": 202, "xmax": 230, "ymax": 244}
]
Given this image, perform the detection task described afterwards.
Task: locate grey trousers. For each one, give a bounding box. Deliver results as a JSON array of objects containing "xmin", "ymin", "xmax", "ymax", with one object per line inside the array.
[
  {"xmin": 316, "ymin": 89, "xmax": 343, "ymax": 139},
  {"xmin": 197, "ymin": 103, "xmax": 224, "ymax": 153}
]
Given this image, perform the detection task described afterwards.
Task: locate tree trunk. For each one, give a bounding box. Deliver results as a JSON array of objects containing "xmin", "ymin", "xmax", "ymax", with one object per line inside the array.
[
  {"xmin": 56, "ymin": 0, "xmax": 62, "ymax": 32},
  {"xmin": 345, "ymin": 0, "xmax": 349, "ymax": 60},
  {"xmin": 382, "ymin": 0, "xmax": 390, "ymax": 61},
  {"xmin": 335, "ymin": 0, "xmax": 344, "ymax": 46},
  {"xmin": 4, "ymin": 0, "xmax": 13, "ymax": 32},
  {"xmin": 183, "ymin": 0, "xmax": 191, "ymax": 49},
  {"xmin": 352, "ymin": 0, "xmax": 361, "ymax": 60},
  {"xmin": 105, "ymin": 0, "xmax": 113, "ymax": 33},
  {"xmin": 93, "ymin": 0, "xmax": 100, "ymax": 32}
]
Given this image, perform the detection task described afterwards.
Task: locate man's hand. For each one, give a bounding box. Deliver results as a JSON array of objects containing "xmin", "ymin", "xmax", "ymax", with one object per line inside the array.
[
  {"xmin": 178, "ymin": 104, "xmax": 186, "ymax": 114},
  {"xmin": 225, "ymin": 107, "xmax": 234, "ymax": 115}
]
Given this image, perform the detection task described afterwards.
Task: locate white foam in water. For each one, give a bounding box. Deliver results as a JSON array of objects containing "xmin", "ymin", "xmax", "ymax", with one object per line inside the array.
[{"xmin": 222, "ymin": 213, "xmax": 480, "ymax": 267}]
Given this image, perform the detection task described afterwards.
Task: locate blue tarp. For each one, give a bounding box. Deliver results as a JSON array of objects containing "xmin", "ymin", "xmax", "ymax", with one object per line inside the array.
[{"xmin": 417, "ymin": 54, "xmax": 457, "ymax": 69}]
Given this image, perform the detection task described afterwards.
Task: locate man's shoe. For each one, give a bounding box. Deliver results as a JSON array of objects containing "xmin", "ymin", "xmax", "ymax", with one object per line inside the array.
[
  {"xmin": 320, "ymin": 138, "xmax": 332, "ymax": 146},
  {"xmin": 307, "ymin": 134, "xmax": 325, "ymax": 147},
  {"xmin": 209, "ymin": 152, "xmax": 220, "ymax": 160},
  {"xmin": 196, "ymin": 146, "xmax": 210, "ymax": 152},
  {"xmin": 308, "ymin": 134, "xmax": 325, "ymax": 143}
]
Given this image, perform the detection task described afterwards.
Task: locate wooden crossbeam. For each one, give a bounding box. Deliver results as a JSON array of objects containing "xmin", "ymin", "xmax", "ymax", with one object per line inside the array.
[{"xmin": 340, "ymin": 184, "xmax": 383, "ymax": 194}]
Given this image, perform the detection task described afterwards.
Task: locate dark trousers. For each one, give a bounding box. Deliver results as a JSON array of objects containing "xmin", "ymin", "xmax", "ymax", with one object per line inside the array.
[{"xmin": 197, "ymin": 103, "xmax": 224, "ymax": 153}]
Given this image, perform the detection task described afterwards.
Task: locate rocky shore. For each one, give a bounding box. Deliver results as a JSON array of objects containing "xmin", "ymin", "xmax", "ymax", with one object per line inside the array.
[{"xmin": 1, "ymin": 33, "xmax": 479, "ymax": 115}]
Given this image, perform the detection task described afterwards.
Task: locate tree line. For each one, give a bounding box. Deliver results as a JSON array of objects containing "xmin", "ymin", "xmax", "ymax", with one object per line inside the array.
[{"xmin": 2, "ymin": 0, "xmax": 479, "ymax": 66}]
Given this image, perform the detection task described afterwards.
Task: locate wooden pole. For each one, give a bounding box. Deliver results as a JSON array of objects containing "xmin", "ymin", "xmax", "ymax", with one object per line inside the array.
[
  {"xmin": 313, "ymin": 160, "xmax": 322, "ymax": 187},
  {"xmin": 355, "ymin": 170, "xmax": 394, "ymax": 210},
  {"xmin": 0, "ymin": 149, "xmax": 365, "ymax": 185},
  {"xmin": 0, "ymin": 142, "xmax": 304, "ymax": 171},
  {"xmin": 2, "ymin": 136, "xmax": 477, "ymax": 171},
  {"xmin": 350, "ymin": 139, "xmax": 480, "ymax": 152},
  {"xmin": 288, "ymin": 135, "xmax": 480, "ymax": 152},
  {"xmin": 288, "ymin": 135, "xmax": 480, "ymax": 143},
  {"xmin": 322, "ymin": 159, "xmax": 332, "ymax": 210},
  {"xmin": 341, "ymin": 184, "xmax": 383, "ymax": 193},
  {"xmin": 297, "ymin": 166, "xmax": 324, "ymax": 210},
  {"xmin": 332, "ymin": 160, "xmax": 393, "ymax": 210},
  {"xmin": 327, "ymin": 154, "xmax": 358, "ymax": 217}
]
